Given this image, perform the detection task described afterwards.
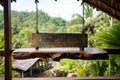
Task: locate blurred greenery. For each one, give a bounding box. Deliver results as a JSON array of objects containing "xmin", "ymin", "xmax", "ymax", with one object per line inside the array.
[
  {"xmin": 0, "ymin": 63, "xmax": 20, "ymax": 77},
  {"xmin": 97, "ymin": 23, "xmax": 120, "ymax": 76}
]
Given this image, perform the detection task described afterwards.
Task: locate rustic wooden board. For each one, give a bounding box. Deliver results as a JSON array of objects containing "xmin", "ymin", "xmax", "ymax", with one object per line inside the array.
[
  {"xmin": 31, "ymin": 33, "xmax": 88, "ymax": 48},
  {"xmin": 12, "ymin": 48, "xmax": 108, "ymax": 60}
]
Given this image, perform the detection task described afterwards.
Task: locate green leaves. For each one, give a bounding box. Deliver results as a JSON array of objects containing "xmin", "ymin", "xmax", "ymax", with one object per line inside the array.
[
  {"xmin": 60, "ymin": 59, "xmax": 78, "ymax": 73},
  {"xmin": 0, "ymin": 63, "xmax": 20, "ymax": 77},
  {"xmin": 0, "ymin": 31, "xmax": 4, "ymax": 49},
  {"xmin": 60, "ymin": 59, "xmax": 108, "ymax": 77},
  {"xmin": 98, "ymin": 23, "xmax": 120, "ymax": 48},
  {"xmin": 97, "ymin": 23, "xmax": 120, "ymax": 76}
]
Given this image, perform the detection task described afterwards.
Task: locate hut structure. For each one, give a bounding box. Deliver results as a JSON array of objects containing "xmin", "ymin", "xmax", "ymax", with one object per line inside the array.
[
  {"xmin": 12, "ymin": 58, "xmax": 40, "ymax": 77},
  {"xmin": 12, "ymin": 58, "xmax": 52, "ymax": 77}
]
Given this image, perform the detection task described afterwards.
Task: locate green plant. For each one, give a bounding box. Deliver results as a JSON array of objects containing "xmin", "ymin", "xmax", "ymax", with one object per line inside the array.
[
  {"xmin": 77, "ymin": 67, "xmax": 89, "ymax": 77},
  {"xmin": 60, "ymin": 59, "xmax": 78, "ymax": 73},
  {"xmin": 98, "ymin": 23, "xmax": 120, "ymax": 48},
  {"xmin": 0, "ymin": 64, "xmax": 4, "ymax": 76},
  {"xmin": 0, "ymin": 31, "xmax": 4, "ymax": 49},
  {"xmin": 0, "ymin": 64, "xmax": 20, "ymax": 77},
  {"xmin": 97, "ymin": 23, "xmax": 120, "ymax": 76}
]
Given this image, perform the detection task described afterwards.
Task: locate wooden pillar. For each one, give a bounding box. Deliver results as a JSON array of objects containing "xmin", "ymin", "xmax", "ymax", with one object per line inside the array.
[
  {"xmin": 30, "ymin": 67, "xmax": 33, "ymax": 77},
  {"xmin": 21, "ymin": 71, "xmax": 24, "ymax": 78},
  {"xmin": 4, "ymin": 0, "xmax": 12, "ymax": 80}
]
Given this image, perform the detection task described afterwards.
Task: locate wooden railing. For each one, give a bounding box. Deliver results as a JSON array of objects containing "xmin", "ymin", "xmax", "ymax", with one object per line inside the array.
[
  {"xmin": 0, "ymin": 50, "xmax": 4, "ymax": 56},
  {"xmin": 0, "ymin": 77, "xmax": 120, "ymax": 80}
]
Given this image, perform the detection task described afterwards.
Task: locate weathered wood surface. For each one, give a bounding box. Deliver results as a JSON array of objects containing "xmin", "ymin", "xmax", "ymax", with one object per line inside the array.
[
  {"xmin": 0, "ymin": 77, "xmax": 120, "ymax": 80},
  {"xmin": 12, "ymin": 48, "xmax": 108, "ymax": 60},
  {"xmin": 104, "ymin": 48, "xmax": 120, "ymax": 54},
  {"xmin": 0, "ymin": 50, "xmax": 4, "ymax": 56},
  {"xmin": 31, "ymin": 33, "xmax": 88, "ymax": 48},
  {"xmin": 4, "ymin": 0, "xmax": 12, "ymax": 80},
  {"xmin": 0, "ymin": 50, "xmax": 13, "ymax": 56}
]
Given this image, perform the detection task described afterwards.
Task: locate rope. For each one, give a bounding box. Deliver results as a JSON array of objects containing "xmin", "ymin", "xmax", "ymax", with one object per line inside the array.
[
  {"xmin": 82, "ymin": 2, "xmax": 85, "ymax": 34},
  {"xmin": 35, "ymin": 0, "xmax": 39, "ymax": 33},
  {"xmin": 82, "ymin": 1, "xmax": 85, "ymax": 34},
  {"xmin": 80, "ymin": 1, "xmax": 85, "ymax": 51},
  {"xmin": 35, "ymin": 0, "xmax": 39, "ymax": 50}
]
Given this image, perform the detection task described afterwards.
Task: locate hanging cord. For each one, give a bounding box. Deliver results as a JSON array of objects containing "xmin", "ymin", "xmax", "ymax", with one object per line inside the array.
[
  {"xmin": 82, "ymin": 1, "xmax": 85, "ymax": 34},
  {"xmin": 35, "ymin": 0, "xmax": 39, "ymax": 33},
  {"xmin": 80, "ymin": 1, "xmax": 85, "ymax": 51},
  {"xmin": 35, "ymin": 0, "xmax": 39, "ymax": 50}
]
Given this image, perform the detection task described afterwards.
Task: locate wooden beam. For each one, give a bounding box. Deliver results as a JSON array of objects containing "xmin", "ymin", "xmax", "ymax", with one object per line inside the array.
[
  {"xmin": 0, "ymin": 50, "xmax": 4, "ymax": 56},
  {"xmin": 104, "ymin": 48, "xmax": 120, "ymax": 54},
  {"xmin": 12, "ymin": 48, "xmax": 120, "ymax": 60},
  {"xmin": 0, "ymin": 77, "xmax": 120, "ymax": 80},
  {"xmin": 12, "ymin": 48, "xmax": 108, "ymax": 60},
  {"xmin": 4, "ymin": 0, "xmax": 12, "ymax": 80},
  {"xmin": 0, "ymin": 50, "xmax": 14, "ymax": 56},
  {"xmin": 99, "ymin": 0, "xmax": 120, "ymax": 12}
]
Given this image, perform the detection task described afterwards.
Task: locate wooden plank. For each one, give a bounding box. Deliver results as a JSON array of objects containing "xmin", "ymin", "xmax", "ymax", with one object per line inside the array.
[
  {"xmin": 12, "ymin": 48, "xmax": 108, "ymax": 60},
  {"xmin": 104, "ymin": 48, "xmax": 120, "ymax": 54},
  {"xmin": 31, "ymin": 33, "xmax": 87, "ymax": 48},
  {"xmin": 4, "ymin": 0, "xmax": 12, "ymax": 80},
  {"xmin": 12, "ymin": 48, "xmax": 107, "ymax": 55},
  {"xmin": 1, "ymin": 77, "xmax": 120, "ymax": 80}
]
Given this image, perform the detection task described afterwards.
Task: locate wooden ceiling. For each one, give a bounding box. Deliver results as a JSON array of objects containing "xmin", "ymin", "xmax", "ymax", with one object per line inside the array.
[
  {"xmin": 0, "ymin": 0, "xmax": 120, "ymax": 20},
  {"xmin": 83, "ymin": 0, "xmax": 120, "ymax": 20}
]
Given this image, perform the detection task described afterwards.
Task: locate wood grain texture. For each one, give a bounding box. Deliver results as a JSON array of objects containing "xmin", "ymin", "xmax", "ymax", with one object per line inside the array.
[
  {"xmin": 12, "ymin": 48, "xmax": 108, "ymax": 60},
  {"xmin": 4, "ymin": 0, "xmax": 12, "ymax": 80},
  {"xmin": 0, "ymin": 50, "xmax": 4, "ymax": 56},
  {"xmin": 31, "ymin": 33, "xmax": 88, "ymax": 48}
]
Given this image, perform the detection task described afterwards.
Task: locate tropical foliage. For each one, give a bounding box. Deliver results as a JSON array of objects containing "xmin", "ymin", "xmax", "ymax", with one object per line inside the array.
[
  {"xmin": 97, "ymin": 23, "xmax": 120, "ymax": 48},
  {"xmin": 0, "ymin": 63, "xmax": 20, "ymax": 77},
  {"xmin": 97, "ymin": 23, "xmax": 120, "ymax": 76},
  {"xmin": 60, "ymin": 59, "xmax": 108, "ymax": 77}
]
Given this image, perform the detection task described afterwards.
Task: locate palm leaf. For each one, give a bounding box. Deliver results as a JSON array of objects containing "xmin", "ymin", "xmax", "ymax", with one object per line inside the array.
[{"xmin": 98, "ymin": 23, "xmax": 120, "ymax": 48}]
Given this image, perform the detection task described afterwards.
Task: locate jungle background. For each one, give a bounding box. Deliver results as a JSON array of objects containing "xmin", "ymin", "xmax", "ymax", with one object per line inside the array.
[{"xmin": 0, "ymin": 4, "xmax": 120, "ymax": 77}]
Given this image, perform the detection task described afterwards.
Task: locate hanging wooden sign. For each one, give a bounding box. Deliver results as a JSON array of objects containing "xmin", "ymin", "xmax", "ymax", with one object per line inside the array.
[{"xmin": 31, "ymin": 33, "xmax": 88, "ymax": 48}]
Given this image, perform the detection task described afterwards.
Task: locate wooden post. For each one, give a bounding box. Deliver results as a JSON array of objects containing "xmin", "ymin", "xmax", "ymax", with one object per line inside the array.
[
  {"xmin": 4, "ymin": 0, "xmax": 12, "ymax": 80},
  {"xmin": 30, "ymin": 67, "xmax": 33, "ymax": 77},
  {"xmin": 21, "ymin": 71, "xmax": 24, "ymax": 78}
]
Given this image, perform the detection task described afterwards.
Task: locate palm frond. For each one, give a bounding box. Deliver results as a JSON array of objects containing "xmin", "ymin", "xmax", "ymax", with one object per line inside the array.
[{"xmin": 98, "ymin": 23, "xmax": 120, "ymax": 48}]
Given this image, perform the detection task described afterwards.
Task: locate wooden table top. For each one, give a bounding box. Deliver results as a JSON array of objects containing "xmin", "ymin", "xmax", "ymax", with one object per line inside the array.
[
  {"xmin": 12, "ymin": 48, "xmax": 108, "ymax": 60},
  {"xmin": 13, "ymin": 48, "xmax": 107, "ymax": 54}
]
